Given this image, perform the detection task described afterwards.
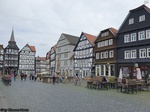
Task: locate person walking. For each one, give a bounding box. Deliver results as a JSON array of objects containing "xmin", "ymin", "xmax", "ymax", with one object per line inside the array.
[
  {"xmin": 20, "ymin": 73, "xmax": 24, "ymax": 81},
  {"xmin": 52, "ymin": 75, "xmax": 56, "ymax": 85},
  {"xmin": 14, "ymin": 73, "xmax": 17, "ymax": 81}
]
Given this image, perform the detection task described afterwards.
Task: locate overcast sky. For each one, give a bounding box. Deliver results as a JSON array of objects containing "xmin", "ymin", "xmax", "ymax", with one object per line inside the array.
[{"xmin": 0, "ymin": 0, "xmax": 150, "ymax": 57}]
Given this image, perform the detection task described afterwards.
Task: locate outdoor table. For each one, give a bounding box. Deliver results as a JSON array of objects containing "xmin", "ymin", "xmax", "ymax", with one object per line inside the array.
[
  {"xmin": 87, "ymin": 81, "xmax": 93, "ymax": 89},
  {"xmin": 121, "ymin": 84, "xmax": 138, "ymax": 94},
  {"xmin": 99, "ymin": 82, "xmax": 109, "ymax": 90}
]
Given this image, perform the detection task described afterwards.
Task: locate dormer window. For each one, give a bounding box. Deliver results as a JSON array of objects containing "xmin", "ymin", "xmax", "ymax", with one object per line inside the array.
[
  {"xmin": 129, "ymin": 18, "xmax": 134, "ymax": 24},
  {"xmin": 139, "ymin": 15, "xmax": 145, "ymax": 22}
]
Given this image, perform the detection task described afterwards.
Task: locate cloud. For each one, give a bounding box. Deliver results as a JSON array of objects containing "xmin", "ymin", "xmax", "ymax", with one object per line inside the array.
[{"xmin": 0, "ymin": 0, "xmax": 149, "ymax": 56}]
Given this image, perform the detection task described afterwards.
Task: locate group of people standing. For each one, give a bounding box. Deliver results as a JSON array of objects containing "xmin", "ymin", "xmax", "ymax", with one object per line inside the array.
[
  {"xmin": 20, "ymin": 73, "xmax": 38, "ymax": 81},
  {"xmin": 20, "ymin": 73, "xmax": 27, "ymax": 81}
]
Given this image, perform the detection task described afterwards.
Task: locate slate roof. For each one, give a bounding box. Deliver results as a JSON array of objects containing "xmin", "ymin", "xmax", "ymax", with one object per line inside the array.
[
  {"xmin": 130, "ymin": 4, "xmax": 150, "ymax": 13},
  {"xmin": 5, "ymin": 30, "xmax": 19, "ymax": 50},
  {"xmin": 9, "ymin": 30, "xmax": 15, "ymax": 42},
  {"xmin": 62, "ymin": 33, "xmax": 79, "ymax": 45}
]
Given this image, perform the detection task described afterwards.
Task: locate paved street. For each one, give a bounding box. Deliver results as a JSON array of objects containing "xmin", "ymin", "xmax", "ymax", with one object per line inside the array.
[{"xmin": 0, "ymin": 79, "xmax": 150, "ymax": 112}]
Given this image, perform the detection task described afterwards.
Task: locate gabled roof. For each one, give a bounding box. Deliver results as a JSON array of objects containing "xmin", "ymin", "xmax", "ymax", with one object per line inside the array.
[
  {"xmin": 29, "ymin": 46, "xmax": 36, "ymax": 52},
  {"xmin": 62, "ymin": 33, "xmax": 79, "ymax": 45},
  {"xmin": 74, "ymin": 32, "xmax": 96, "ymax": 51},
  {"xmin": 83, "ymin": 32, "xmax": 96, "ymax": 46},
  {"xmin": 109, "ymin": 27, "xmax": 118, "ymax": 36},
  {"xmin": 19, "ymin": 44, "xmax": 36, "ymax": 53},
  {"xmin": 130, "ymin": 4, "xmax": 150, "ymax": 13},
  {"xmin": 95, "ymin": 27, "xmax": 118, "ymax": 43}
]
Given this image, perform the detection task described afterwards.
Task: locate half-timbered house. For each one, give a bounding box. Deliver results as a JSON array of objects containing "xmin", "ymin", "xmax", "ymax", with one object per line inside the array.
[
  {"xmin": 55, "ymin": 33, "xmax": 79, "ymax": 76},
  {"xmin": 19, "ymin": 44, "xmax": 36, "ymax": 75},
  {"xmin": 74, "ymin": 32, "xmax": 96, "ymax": 77},
  {"xmin": 3, "ymin": 30, "xmax": 19, "ymax": 75},
  {"xmin": 117, "ymin": 5, "xmax": 150, "ymax": 79},
  {"xmin": 94, "ymin": 28, "xmax": 118, "ymax": 77}
]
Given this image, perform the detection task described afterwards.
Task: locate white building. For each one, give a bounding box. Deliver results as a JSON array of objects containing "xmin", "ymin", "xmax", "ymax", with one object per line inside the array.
[
  {"xmin": 55, "ymin": 33, "xmax": 79, "ymax": 76},
  {"xmin": 74, "ymin": 32, "xmax": 96, "ymax": 77},
  {"xmin": 19, "ymin": 44, "xmax": 36, "ymax": 75}
]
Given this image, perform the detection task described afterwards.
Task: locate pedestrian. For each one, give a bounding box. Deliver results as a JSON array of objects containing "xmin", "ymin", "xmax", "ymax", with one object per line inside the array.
[
  {"xmin": 34, "ymin": 74, "xmax": 37, "ymax": 81},
  {"xmin": 14, "ymin": 73, "xmax": 17, "ymax": 81},
  {"xmin": 20, "ymin": 73, "xmax": 24, "ymax": 81},
  {"xmin": 59, "ymin": 75, "xmax": 62, "ymax": 84},
  {"xmin": 52, "ymin": 75, "xmax": 56, "ymax": 85},
  {"xmin": 24, "ymin": 74, "xmax": 27, "ymax": 81},
  {"xmin": 32, "ymin": 73, "xmax": 34, "ymax": 80},
  {"xmin": 78, "ymin": 74, "xmax": 82, "ymax": 85}
]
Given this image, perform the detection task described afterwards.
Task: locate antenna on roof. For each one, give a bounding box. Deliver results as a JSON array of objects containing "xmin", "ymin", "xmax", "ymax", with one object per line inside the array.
[{"xmin": 144, "ymin": 0, "xmax": 149, "ymax": 4}]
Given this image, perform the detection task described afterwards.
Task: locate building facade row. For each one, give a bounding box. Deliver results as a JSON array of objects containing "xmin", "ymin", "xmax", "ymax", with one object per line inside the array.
[{"xmin": 47, "ymin": 4, "xmax": 150, "ymax": 79}]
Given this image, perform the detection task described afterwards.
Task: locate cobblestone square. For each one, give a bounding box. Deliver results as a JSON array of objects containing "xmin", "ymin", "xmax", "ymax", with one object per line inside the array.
[{"xmin": 0, "ymin": 79, "xmax": 150, "ymax": 112}]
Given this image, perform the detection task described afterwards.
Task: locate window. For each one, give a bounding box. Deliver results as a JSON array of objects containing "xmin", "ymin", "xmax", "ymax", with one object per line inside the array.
[
  {"xmin": 101, "ymin": 52, "xmax": 104, "ymax": 59},
  {"xmin": 125, "ymin": 50, "xmax": 130, "ymax": 59},
  {"xmin": 124, "ymin": 34, "xmax": 130, "ymax": 43},
  {"xmin": 138, "ymin": 31, "xmax": 145, "ymax": 40},
  {"xmin": 101, "ymin": 41, "xmax": 104, "ymax": 47},
  {"xmin": 131, "ymin": 33, "xmax": 136, "ymax": 42},
  {"xmin": 109, "ymin": 50, "xmax": 114, "ymax": 58},
  {"xmin": 131, "ymin": 50, "xmax": 136, "ymax": 59},
  {"xmin": 105, "ymin": 40, "xmax": 108, "ymax": 46},
  {"xmin": 58, "ymin": 47, "xmax": 61, "ymax": 52},
  {"xmin": 96, "ymin": 53, "xmax": 99, "ymax": 59},
  {"xmin": 105, "ymin": 52, "xmax": 108, "ymax": 58},
  {"xmin": 64, "ymin": 60, "xmax": 67, "ymax": 65},
  {"xmin": 129, "ymin": 18, "xmax": 134, "ymax": 24},
  {"xmin": 109, "ymin": 39, "xmax": 113, "ymax": 45},
  {"xmin": 146, "ymin": 30, "xmax": 150, "ymax": 39},
  {"xmin": 139, "ymin": 49, "xmax": 146, "ymax": 58},
  {"xmin": 139, "ymin": 15, "xmax": 145, "ymax": 22},
  {"xmin": 101, "ymin": 31, "xmax": 109, "ymax": 37},
  {"xmin": 147, "ymin": 48, "xmax": 150, "ymax": 57},
  {"xmin": 97, "ymin": 42, "xmax": 101, "ymax": 48}
]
